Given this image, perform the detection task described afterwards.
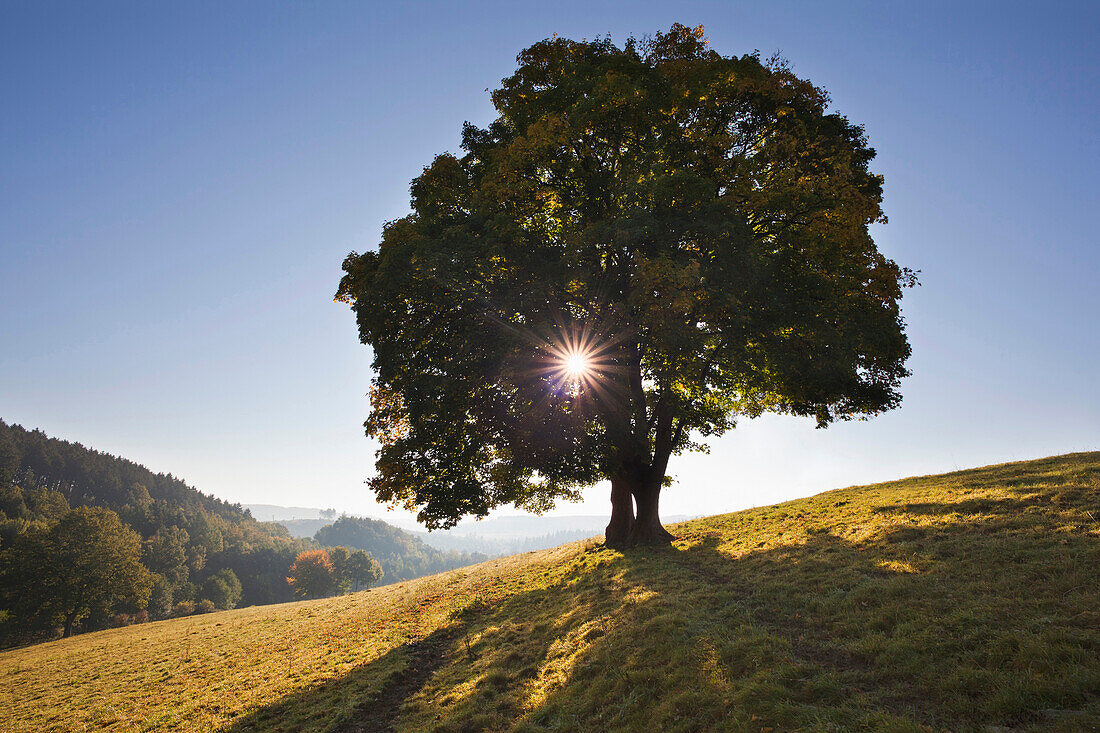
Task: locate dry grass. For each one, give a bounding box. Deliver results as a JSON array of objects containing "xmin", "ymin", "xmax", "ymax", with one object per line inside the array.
[{"xmin": 2, "ymin": 453, "xmax": 1098, "ymax": 732}]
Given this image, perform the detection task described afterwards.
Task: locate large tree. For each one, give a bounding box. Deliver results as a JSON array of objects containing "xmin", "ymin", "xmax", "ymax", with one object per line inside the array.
[
  {"xmin": 9, "ymin": 506, "xmax": 152, "ymax": 636},
  {"xmin": 338, "ymin": 25, "xmax": 914, "ymax": 547}
]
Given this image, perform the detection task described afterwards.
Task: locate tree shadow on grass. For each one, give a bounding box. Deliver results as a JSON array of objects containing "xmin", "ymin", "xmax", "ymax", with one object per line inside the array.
[
  {"xmin": 221, "ymin": 550, "xmax": 641, "ymax": 733},
  {"xmin": 222, "ymin": 469, "xmax": 1100, "ymax": 732},
  {"xmin": 222, "ymin": 624, "xmax": 461, "ymax": 733},
  {"xmin": 507, "ymin": 514, "xmax": 1097, "ymax": 732}
]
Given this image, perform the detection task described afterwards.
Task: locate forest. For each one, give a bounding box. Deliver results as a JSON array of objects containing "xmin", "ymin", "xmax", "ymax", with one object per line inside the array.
[{"xmin": 0, "ymin": 420, "xmax": 483, "ymax": 647}]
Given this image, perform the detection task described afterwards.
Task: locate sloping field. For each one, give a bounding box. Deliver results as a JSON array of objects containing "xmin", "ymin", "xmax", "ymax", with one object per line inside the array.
[{"xmin": 2, "ymin": 453, "xmax": 1098, "ymax": 732}]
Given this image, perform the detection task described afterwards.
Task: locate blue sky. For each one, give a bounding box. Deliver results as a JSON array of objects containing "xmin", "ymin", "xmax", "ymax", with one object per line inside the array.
[{"xmin": 1, "ymin": 1, "xmax": 1097, "ymax": 525}]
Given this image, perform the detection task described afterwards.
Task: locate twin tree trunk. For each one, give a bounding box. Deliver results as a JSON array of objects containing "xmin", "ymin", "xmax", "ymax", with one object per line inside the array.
[
  {"xmin": 601, "ymin": 375, "xmax": 680, "ymax": 548},
  {"xmin": 604, "ymin": 467, "xmax": 676, "ymax": 549},
  {"xmin": 600, "ymin": 347, "xmax": 680, "ymax": 549}
]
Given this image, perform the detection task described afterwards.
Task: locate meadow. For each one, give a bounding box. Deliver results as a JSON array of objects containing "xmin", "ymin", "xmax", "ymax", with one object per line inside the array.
[{"xmin": 2, "ymin": 452, "xmax": 1097, "ymax": 732}]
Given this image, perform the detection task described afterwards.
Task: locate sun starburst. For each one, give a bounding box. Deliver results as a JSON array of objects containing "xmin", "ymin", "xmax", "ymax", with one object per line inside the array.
[
  {"xmin": 536, "ymin": 323, "xmax": 625, "ymax": 399},
  {"xmin": 564, "ymin": 352, "xmax": 590, "ymax": 379}
]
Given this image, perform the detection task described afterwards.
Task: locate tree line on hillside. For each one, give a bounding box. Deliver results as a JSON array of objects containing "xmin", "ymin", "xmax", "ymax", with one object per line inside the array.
[
  {"xmin": 0, "ymin": 421, "xmax": 314, "ymax": 645},
  {"xmin": 0, "ymin": 421, "xmax": 484, "ymax": 648}
]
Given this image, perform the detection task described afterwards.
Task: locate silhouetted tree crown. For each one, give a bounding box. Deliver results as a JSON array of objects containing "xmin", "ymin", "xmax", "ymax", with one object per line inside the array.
[{"xmin": 337, "ymin": 24, "xmax": 914, "ymax": 546}]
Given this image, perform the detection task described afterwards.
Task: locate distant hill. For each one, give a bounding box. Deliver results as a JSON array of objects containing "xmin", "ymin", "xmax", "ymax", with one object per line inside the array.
[
  {"xmin": 0, "ymin": 421, "xmax": 494, "ymax": 647},
  {"xmin": 313, "ymin": 515, "xmax": 489, "ymax": 583},
  {"xmin": 0, "ymin": 419, "xmax": 315, "ymax": 645},
  {"xmin": 432, "ymin": 514, "xmax": 615, "ymax": 538},
  {"xmin": 413, "ymin": 514, "xmax": 696, "ymax": 555},
  {"xmin": 257, "ymin": 502, "xmax": 697, "ymax": 555},
  {"xmin": 6, "ymin": 452, "xmax": 1097, "ymax": 731},
  {"xmin": 0, "ymin": 420, "xmax": 254, "ymax": 524},
  {"xmin": 273, "ymin": 514, "xmax": 609, "ymax": 558},
  {"xmin": 412, "ymin": 527, "xmax": 598, "ymax": 555},
  {"xmin": 276, "ymin": 518, "xmax": 332, "ymax": 539},
  {"xmin": 243, "ymin": 504, "xmax": 329, "ymax": 522},
  {"xmin": 253, "ymin": 511, "xmax": 495, "ymax": 580}
]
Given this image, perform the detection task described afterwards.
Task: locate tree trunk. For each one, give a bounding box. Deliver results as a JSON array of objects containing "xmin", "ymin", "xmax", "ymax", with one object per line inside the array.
[
  {"xmin": 604, "ymin": 476, "xmax": 635, "ymax": 549},
  {"xmin": 63, "ymin": 609, "xmax": 78, "ymax": 638},
  {"xmin": 603, "ymin": 349, "xmax": 677, "ymax": 548},
  {"xmin": 628, "ymin": 480, "xmax": 675, "ymax": 547}
]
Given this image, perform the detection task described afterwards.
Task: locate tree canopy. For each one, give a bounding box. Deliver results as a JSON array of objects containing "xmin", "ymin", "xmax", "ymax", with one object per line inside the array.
[
  {"xmin": 286, "ymin": 549, "xmax": 335, "ymax": 599},
  {"xmin": 327, "ymin": 546, "xmax": 384, "ymax": 593},
  {"xmin": 285, "ymin": 547, "xmax": 384, "ymax": 598},
  {"xmin": 337, "ymin": 24, "xmax": 914, "ymax": 546},
  {"xmin": 8, "ymin": 507, "xmax": 153, "ymax": 636}
]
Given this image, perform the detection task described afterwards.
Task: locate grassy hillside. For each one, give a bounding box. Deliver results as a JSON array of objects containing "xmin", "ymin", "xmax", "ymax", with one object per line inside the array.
[{"xmin": 2, "ymin": 452, "xmax": 1097, "ymax": 732}]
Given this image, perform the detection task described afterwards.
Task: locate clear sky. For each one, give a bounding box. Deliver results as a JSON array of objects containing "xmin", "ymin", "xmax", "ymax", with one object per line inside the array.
[{"xmin": 2, "ymin": 1, "xmax": 1097, "ymax": 526}]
